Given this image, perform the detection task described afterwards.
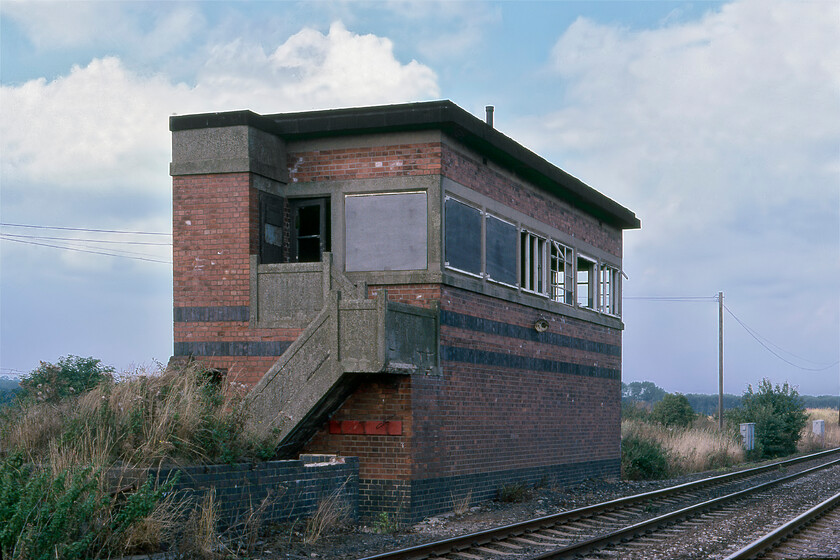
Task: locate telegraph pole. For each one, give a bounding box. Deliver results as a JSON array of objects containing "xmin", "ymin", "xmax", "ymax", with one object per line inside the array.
[{"xmin": 718, "ymin": 291, "xmax": 724, "ymax": 431}]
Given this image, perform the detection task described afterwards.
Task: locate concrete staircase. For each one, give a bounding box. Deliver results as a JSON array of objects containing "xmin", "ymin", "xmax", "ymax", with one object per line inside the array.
[{"xmin": 245, "ymin": 254, "xmax": 437, "ymax": 457}]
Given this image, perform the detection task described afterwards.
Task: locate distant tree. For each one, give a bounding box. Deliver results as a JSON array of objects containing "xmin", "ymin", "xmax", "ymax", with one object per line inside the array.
[
  {"xmin": 684, "ymin": 393, "xmax": 742, "ymax": 416},
  {"xmin": 729, "ymin": 379, "xmax": 809, "ymax": 459},
  {"xmin": 18, "ymin": 356, "xmax": 114, "ymax": 403},
  {"xmin": 799, "ymin": 395, "xmax": 840, "ymax": 410},
  {"xmin": 621, "ymin": 381, "xmax": 667, "ymax": 405},
  {"xmin": 651, "ymin": 393, "xmax": 696, "ymax": 428}
]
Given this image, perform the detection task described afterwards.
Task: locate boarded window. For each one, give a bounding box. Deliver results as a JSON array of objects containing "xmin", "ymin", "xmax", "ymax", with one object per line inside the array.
[
  {"xmin": 345, "ymin": 192, "xmax": 427, "ymax": 271},
  {"xmin": 444, "ymin": 197, "xmax": 482, "ymax": 276},
  {"xmin": 485, "ymin": 215, "xmax": 517, "ymax": 285},
  {"xmin": 259, "ymin": 192, "xmax": 285, "ymax": 264}
]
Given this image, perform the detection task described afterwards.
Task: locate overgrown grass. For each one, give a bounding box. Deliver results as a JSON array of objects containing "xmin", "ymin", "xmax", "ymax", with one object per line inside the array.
[
  {"xmin": 621, "ymin": 417, "xmax": 744, "ymax": 480},
  {"xmin": 0, "ymin": 361, "xmax": 282, "ymax": 559},
  {"xmin": 798, "ymin": 408, "xmax": 840, "ymax": 452}
]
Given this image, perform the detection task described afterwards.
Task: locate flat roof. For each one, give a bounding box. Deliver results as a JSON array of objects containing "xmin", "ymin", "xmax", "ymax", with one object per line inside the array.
[{"xmin": 170, "ymin": 100, "xmax": 640, "ymax": 229}]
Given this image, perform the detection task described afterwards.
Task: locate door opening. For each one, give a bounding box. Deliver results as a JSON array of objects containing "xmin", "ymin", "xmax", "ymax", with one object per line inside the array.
[{"xmin": 290, "ymin": 197, "xmax": 330, "ymax": 262}]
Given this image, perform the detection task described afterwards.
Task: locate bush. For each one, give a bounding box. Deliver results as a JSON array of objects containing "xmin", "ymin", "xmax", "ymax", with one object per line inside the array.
[
  {"xmin": 0, "ymin": 454, "xmax": 177, "ymax": 559},
  {"xmin": 621, "ymin": 434, "xmax": 671, "ymax": 480},
  {"xmin": 19, "ymin": 356, "xmax": 114, "ymax": 403},
  {"xmin": 729, "ymin": 379, "xmax": 809, "ymax": 459},
  {"xmin": 651, "ymin": 393, "xmax": 696, "ymax": 428}
]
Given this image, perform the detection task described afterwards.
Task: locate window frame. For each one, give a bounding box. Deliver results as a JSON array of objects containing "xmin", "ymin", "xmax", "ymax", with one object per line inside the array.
[
  {"xmin": 520, "ymin": 229, "xmax": 548, "ymax": 297},
  {"xmin": 599, "ymin": 264, "xmax": 621, "ymax": 317},
  {"xmin": 576, "ymin": 254, "xmax": 597, "ymax": 309},
  {"xmin": 549, "ymin": 240, "xmax": 574, "ymax": 306}
]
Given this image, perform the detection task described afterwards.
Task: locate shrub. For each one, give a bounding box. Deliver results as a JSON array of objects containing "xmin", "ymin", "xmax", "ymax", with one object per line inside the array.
[
  {"xmin": 621, "ymin": 434, "xmax": 670, "ymax": 480},
  {"xmin": 18, "ymin": 356, "xmax": 114, "ymax": 404},
  {"xmin": 729, "ymin": 379, "xmax": 809, "ymax": 459},
  {"xmin": 651, "ymin": 393, "xmax": 696, "ymax": 428},
  {"xmin": 0, "ymin": 453, "xmax": 177, "ymax": 560}
]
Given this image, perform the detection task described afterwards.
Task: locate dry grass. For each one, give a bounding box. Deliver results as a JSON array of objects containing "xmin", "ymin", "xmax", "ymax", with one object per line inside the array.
[
  {"xmin": 0, "ymin": 361, "xmax": 282, "ymax": 558},
  {"xmin": 798, "ymin": 408, "xmax": 840, "ymax": 452},
  {"xmin": 1, "ymin": 362, "xmax": 274, "ymax": 467},
  {"xmin": 622, "ymin": 418, "xmax": 744, "ymax": 474},
  {"xmin": 452, "ymin": 489, "xmax": 473, "ymax": 515},
  {"xmin": 304, "ymin": 477, "xmax": 351, "ymax": 544}
]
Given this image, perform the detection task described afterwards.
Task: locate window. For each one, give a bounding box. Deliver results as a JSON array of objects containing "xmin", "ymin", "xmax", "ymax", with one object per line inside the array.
[
  {"xmin": 485, "ymin": 215, "xmax": 517, "ymax": 285},
  {"xmin": 259, "ymin": 192, "xmax": 285, "ymax": 264},
  {"xmin": 290, "ymin": 197, "xmax": 330, "ymax": 262},
  {"xmin": 345, "ymin": 192, "xmax": 427, "ymax": 271},
  {"xmin": 444, "ymin": 197, "xmax": 482, "ymax": 276},
  {"xmin": 520, "ymin": 230, "xmax": 547, "ymax": 295},
  {"xmin": 550, "ymin": 241, "xmax": 574, "ymax": 305},
  {"xmin": 600, "ymin": 265, "xmax": 620, "ymax": 316},
  {"xmin": 576, "ymin": 256, "xmax": 596, "ymax": 308}
]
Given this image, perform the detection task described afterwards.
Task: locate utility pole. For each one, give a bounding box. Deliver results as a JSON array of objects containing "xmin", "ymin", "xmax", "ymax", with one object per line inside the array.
[{"xmin": 718, "ymin": 291, "xmax": 724, "ymax": 431}]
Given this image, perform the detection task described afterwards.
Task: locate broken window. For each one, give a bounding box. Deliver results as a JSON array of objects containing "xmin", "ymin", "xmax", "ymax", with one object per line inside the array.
[
  {"xmin": 577, "ymin": 255, "xmax": 596, "ymax": 309},
  {"xmin": 600, "ymin": 265, "xmax": 620, "ymax": 316},
  {"xmin": 290, "ymin": 197, "xmax": 330, "ymax": 263},
  {"xmin": 444, "ymin": 197, "xmax": 482, "ymax": 276},
  {"xmin": 259, "ymin": 192, "xmax": 285, "ymax": 264},
  {"xmin": 520, "ymin": 230, "xmax": 547, "ymax": 295},
  {"xmin": 345, "ymin": 192, "xmax": 427, "ymax": 271},
  {"xmin": 485, "ymin": 214, "xmax": 517, "ymax": 285},
  {"xmin": 550, "ymin": 241, "xmax": 574, "ymax": 305}
]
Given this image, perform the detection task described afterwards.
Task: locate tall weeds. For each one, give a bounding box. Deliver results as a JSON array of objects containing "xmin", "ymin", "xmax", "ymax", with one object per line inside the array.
[
  {"xmin": 0, "ymin": 361, "xmax": 282, "ymax": 558},
  {"xmin": 622, "ymin": 418, "xmax": 744, "ymax": 479}
]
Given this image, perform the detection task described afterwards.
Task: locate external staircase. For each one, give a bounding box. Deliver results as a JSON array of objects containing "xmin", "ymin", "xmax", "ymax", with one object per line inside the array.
[{"xmin": 244, "ymin": 254, "xmax": 438, "ymax": 457}]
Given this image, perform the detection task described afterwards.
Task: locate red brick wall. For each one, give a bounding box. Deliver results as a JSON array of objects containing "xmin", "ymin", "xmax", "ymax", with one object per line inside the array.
[
  {"xmin": 288, "ymin": 143, "xmax": 442, "ymax": 183},
  {"xmin": 172, "ymin": 173, "xmax": 300, "ymax": 386},
  {"xmin": 304, "ymin": 376, "xmax": 413, "ymax": 480},
  {"xmin": 414, "ymin": 284, "xmax": 621, "ymax": 479}
]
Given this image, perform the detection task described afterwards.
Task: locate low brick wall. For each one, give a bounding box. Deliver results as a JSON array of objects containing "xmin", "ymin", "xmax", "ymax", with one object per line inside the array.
[{"xmin": 143, "ymin": 455, "xmax": 358, "ymax": 530}]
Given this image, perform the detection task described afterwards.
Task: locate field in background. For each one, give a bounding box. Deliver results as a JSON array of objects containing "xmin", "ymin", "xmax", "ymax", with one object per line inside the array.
[{"xmin": 798, "ymin": 408, "xmax": 840, "ymax": 451}]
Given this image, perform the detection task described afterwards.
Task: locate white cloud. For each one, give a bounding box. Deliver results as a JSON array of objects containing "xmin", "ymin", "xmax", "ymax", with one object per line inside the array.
[
  {"xmin": 510, "ymin": 0, "xmax": 839, "ymax": 392},
  {"xmin": 197, "ymin": 22, "xmax": 439, "ymax": 112},
  {"xmin": 1, "ymin": 22, "xmax": 440, "ymax": 194}
]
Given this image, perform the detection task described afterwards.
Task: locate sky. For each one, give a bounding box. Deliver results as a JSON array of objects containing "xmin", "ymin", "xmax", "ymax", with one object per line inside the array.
[{"xmin": 1, "ymin": 0, "xmax": 838, "ymax": 397}]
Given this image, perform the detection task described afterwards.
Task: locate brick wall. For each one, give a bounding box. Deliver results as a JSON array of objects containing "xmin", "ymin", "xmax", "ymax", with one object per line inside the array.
[
  {"xmin": 288, "ymin": 143, "xmax": 442, "ymax": 183},
  {"xmin": 172, "ymin": 173, "xmax": 301, "ymax": 386},
  {"xmin": 441, "ymin": 143, "xmax": 622, "ymax": 257},
  {"xmin": 147, "ymin": 455, "xmax": 359, "ymax": 529}
]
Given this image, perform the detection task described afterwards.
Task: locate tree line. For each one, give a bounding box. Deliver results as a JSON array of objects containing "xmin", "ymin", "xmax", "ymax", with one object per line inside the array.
[{"xmin": 622, "ymin": 381, "xmax": 838, "ymax": 414}]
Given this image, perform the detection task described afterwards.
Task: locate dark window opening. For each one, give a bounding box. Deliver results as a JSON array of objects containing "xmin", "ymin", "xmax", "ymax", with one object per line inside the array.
[{"xmin": 291, "ymin": 197, "xmax": 330, "ymax": 262}]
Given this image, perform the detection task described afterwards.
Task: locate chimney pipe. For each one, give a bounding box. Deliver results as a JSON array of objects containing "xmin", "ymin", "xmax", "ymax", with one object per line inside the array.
[{"xmin": 485, "ymin": 105, "xmax": 494, "ymax": 127}]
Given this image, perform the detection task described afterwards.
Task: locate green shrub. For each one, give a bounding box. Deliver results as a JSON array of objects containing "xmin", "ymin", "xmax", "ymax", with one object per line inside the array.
[
  {"xmin": 19, "ymin": 356, "xmax": 114, "ymax": 403},
  {"xmin": 729, "ymin": 379, "xmax": 809, "ymax": 459},
  {"xmin": 0, "ymin": 454, "xmax": 177, "ymax": 559},
  {"xmin": 621, "ymin": 435, "xmax": 670, "ymax": 480},
  {"xmin": 651, "ymin": 393, "xmax": 696, "ymax": 428}
]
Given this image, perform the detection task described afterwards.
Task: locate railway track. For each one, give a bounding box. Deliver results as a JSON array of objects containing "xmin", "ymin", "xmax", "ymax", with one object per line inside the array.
[
  {"xmin": 724, "ymin": 490, "xmax": 840, "ymax": 560},
  {"xmin": 358, "ymin": 448, "xmax": 840, "ymax": 560}
]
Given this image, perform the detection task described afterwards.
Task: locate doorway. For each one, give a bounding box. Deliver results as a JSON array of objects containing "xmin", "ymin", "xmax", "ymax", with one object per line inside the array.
[{"xmin": 290, "ymin": 197, "xmax": 330, "ymax": 262}]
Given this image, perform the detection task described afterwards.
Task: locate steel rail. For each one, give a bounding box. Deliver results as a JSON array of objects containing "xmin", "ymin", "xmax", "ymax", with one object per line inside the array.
[
  {"xmin": 529, "ymin": 457, "xmax": 840, "ymax": 560},
  {"xmin": 357, "ymin": 448, "xmax": 840, "ymax": 560},
  {"xmin": 723, "ymin": 490, "xmax": 840, "ymax": 560}
]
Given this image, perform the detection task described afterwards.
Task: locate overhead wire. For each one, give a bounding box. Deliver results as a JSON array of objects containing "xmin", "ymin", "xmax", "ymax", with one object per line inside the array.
[
  {"xmin": 1, "ymin": 222, "xmax": 172, "ymax": 264},
  {"xmin": 724, "ymin": 304, "xmax": 839, "ymax": 372},
  {"xmin": 0, "ymin": 222, "xmax": 171, "ymax": 236}
]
